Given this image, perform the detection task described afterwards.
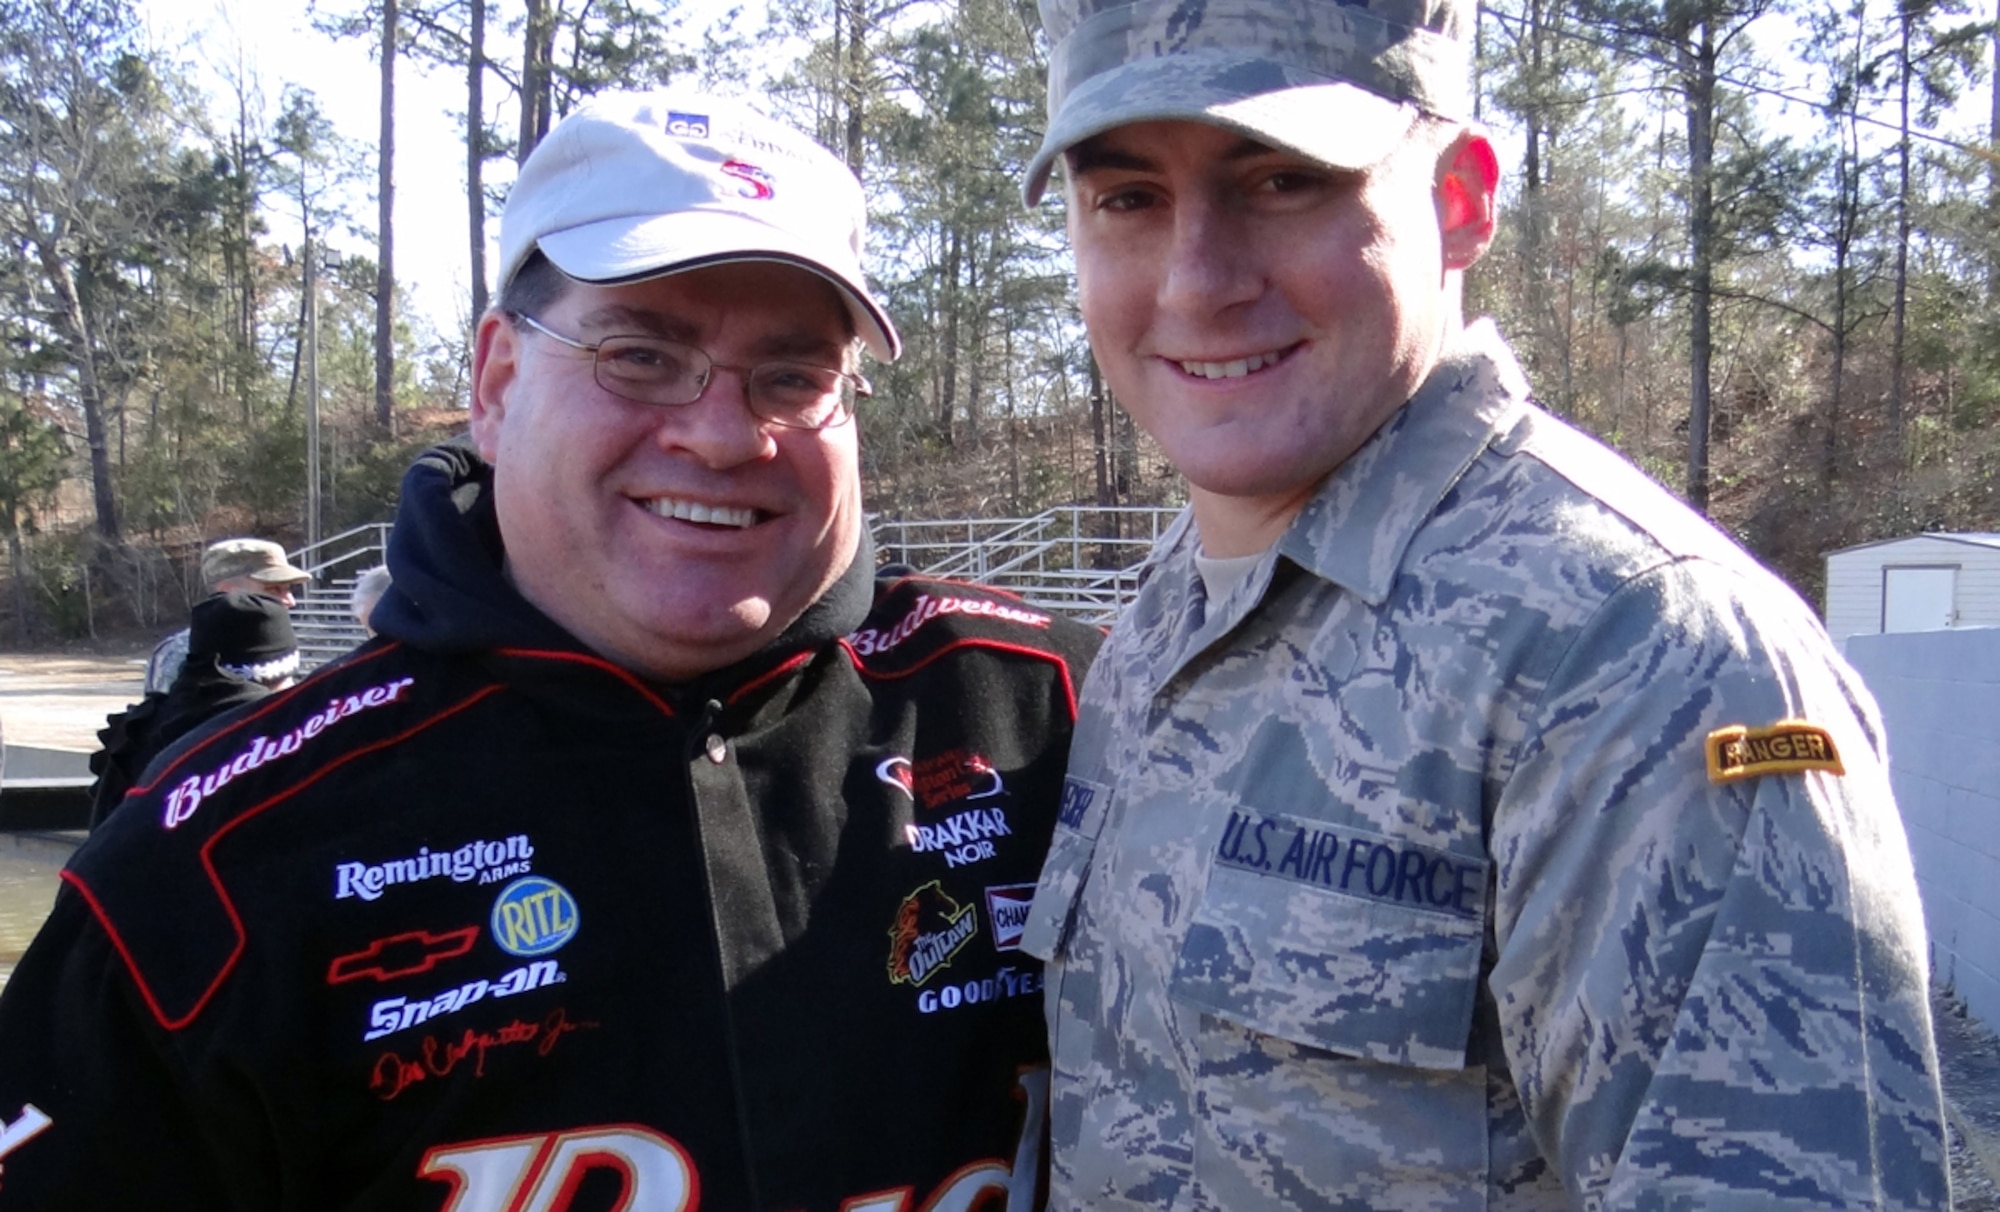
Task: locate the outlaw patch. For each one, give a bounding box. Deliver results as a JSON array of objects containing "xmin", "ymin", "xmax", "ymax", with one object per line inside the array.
[
  {"xmin": 1705, "ymin": 720, "xmax": 1845, "ymax": 783},
  {"xmin": 887, "ymin": 882, "xmax": 978, "ymax": 987}
]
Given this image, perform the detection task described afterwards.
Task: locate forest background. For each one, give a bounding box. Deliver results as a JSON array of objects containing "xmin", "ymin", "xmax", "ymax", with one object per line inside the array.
[{"xmin": 0, "ymin": 0, "xmax": 1995, "ymax": 644}]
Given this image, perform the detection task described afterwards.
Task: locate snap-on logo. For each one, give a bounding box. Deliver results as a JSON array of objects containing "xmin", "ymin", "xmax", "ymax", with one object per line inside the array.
[
  {"xmin": 490, "ymin": 876, "xmax": 579, "ymax": 958},
  {"xmin": 847, "ymin": 593, "xmax": 1050, "ymax": 657},
  {"xmin": 162, "ymin": 676, "xmax": 417, "ymax": 829},
  {"xmin": 362, "ymin": 959, "xmax": 565, "ymax": 1042},
  {"xmin": 887, "ymin": 882, "xmax": 977, "ymax": 987}
]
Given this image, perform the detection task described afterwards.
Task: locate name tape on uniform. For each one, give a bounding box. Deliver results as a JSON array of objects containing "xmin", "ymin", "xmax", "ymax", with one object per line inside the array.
[{"xmin": 1213, "ymin": 808, "xmax": 1487, "ymax": 920}]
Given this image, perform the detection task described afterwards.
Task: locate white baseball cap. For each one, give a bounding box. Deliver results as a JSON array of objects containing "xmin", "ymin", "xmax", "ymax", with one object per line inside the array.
[{"xmin": 497, "ymin": 91, "xmax": 901, "ymax": 361}]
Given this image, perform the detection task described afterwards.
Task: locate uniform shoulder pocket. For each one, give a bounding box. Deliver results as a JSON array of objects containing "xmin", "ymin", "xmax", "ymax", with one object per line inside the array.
[
  {"xmin": 1019, "ymin": 775, "xmax": 1110, "ymax": 962},
  {"xmin": 1168, "ymin": 807, "xmax": 1488, "ymax": 1070}
]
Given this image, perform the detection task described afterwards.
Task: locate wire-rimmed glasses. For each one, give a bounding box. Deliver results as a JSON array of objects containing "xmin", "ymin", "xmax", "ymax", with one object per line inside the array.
[{"xmin": 509, "ymin": 311, "xmax": 871, "ymax": 431}]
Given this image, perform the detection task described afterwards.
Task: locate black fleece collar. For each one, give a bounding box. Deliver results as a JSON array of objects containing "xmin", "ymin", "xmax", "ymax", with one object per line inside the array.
[{"xmin": 372, "ymin": 437, "xmax": 874, "ymax": 692}]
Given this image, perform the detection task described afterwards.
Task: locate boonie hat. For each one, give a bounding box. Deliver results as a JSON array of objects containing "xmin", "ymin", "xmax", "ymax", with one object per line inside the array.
[
  {"xmin": 497, "ymin": 91, "xmax": 902, "ymax": 361},
  {"xmin": 202, "ymin": 538, "xmax": 312, "ymax": 589},
  {"xmin": 188, "ymin": 592, "xmax": 301, "ymax": 685},
  {"xmin": 1025, "ymin": 0, "xmax": 1476, "ymax": 203}
]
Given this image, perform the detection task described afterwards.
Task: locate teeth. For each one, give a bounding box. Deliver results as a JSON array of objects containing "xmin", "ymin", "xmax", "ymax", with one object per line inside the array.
[
  {"xmin": 1179, "ymin": 351, "xmax": 1282, "ymax": 379},
  {"xmin": 644, "ymin": 497, "xmax": 758, "ymax": 528}
]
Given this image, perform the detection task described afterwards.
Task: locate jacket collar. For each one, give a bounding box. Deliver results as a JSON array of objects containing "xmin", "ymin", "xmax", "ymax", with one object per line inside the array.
[{"xmin": 374, "ymin": 437, "xmax": 874, "ymax": 696}]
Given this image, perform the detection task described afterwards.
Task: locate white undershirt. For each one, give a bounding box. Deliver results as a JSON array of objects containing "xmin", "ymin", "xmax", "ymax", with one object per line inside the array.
[{"xmin": 1193, "ymin": 546, "xmax": 1268, "ymax": 603}]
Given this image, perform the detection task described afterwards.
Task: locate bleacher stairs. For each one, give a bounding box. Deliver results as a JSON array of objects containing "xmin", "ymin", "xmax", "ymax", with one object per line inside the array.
[
  {"xmin": 286, "ymin": 506, "xmax": 1184, "ymax": 672},
  {"xmin": 293, "ymin": 578, "xmax": 370, "ymax": 669}
]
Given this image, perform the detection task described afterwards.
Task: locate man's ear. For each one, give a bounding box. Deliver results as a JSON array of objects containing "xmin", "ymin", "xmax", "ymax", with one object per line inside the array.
[
  {"xmin": 1437, "ymin": 127, "xmax": 1500, "ymax": 272},
  {"xmin": 468, "ymin": 311, "xmax": 518, "ymax": 463}
]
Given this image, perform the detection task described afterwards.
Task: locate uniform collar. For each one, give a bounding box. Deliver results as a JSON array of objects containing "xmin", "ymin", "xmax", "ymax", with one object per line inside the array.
[{"xmin": 1270, "ymin": 319, "xmax": 1530, "ymax": 607}]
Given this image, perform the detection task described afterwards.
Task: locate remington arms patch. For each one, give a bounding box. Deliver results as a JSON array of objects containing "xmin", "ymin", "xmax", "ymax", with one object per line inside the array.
[{"xmin": 1705, "ymin": 720, "xmax": 1845, "ymax": 783}]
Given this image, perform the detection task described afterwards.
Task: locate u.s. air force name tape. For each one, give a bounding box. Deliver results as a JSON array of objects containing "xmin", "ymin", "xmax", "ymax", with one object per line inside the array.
[{"xmin": 1704, "ymin": 720, "xmax": 1844, "ymax": 784}]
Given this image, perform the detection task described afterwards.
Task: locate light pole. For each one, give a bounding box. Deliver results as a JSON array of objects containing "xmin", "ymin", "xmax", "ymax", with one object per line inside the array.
[
  {"xmin": 305, "ymin": 228, "xmax": 321, "ymax": 555},
  {"xmin": 303, "ymin": 234, "xmax": 340, "ymax": 555}
]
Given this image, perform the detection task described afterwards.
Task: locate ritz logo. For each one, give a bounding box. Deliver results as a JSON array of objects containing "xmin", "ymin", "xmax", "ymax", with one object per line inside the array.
[
  {"xmin": 720, "ymin": 158, "xmax": 775, "ymax": 199},
  {"xmin": 490, "ymin": 876, "xmax": 579, "ymax": 958},
  {"xmin": 665, "ymin": 110, "xmax": 709, "ymax": 138}
]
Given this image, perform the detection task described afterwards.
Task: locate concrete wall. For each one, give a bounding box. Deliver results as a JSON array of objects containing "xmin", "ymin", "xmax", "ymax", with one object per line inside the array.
[{"xmin": 1847, "ymin": 628, "xmax": 2000, "ymax": 1028}]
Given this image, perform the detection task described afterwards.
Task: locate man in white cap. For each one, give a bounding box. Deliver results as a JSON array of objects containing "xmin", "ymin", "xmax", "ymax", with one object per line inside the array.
[
  {"xmin": 143, "ymin": 537, "xmax": 315, "ymax": 693},
  {"xmin": 0, "ymin": 91, "xmax": 1097, "ymax": 1210},
  {"xmin": 1017, "ymin": 0, "xmax": 1951, "ymax": 1207}
]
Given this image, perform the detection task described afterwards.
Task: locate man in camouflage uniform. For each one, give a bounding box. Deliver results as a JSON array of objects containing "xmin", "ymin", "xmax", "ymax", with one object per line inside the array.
[
  {"xmin": 144, "ymin": 538, "xmax": 314, "ymax": 693},
  {"xmin": 1016, "ymin": 0, "xmax": 1952, "ymax": 1206}
]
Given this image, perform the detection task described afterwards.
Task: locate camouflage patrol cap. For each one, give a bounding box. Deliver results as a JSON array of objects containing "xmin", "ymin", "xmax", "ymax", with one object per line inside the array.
[
  {"xmin": 201, "ymin": 538, "xmax": 311, "ymax": 590},
  {"xmin": 1025, "ymin": 0, "xmax": 1476, "ymax": 203}
]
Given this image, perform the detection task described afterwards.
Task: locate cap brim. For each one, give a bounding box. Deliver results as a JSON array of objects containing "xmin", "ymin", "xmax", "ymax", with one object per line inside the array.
[
  {"xmin": 251, "ymin": 566, "xmax": 313, "ymax": 585},
  {"xmin": 538, "ymin": 211, "xmax": 902, "ymax": 362},
  {"xmin": 1024, "ymin": 52, "xmax": 1417, "ymax": 204}
]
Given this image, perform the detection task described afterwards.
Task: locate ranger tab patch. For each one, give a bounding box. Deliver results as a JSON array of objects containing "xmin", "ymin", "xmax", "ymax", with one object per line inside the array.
[{"xmin": 1705, "ymin": 720, "xmax": 1844, "ymax": 783}]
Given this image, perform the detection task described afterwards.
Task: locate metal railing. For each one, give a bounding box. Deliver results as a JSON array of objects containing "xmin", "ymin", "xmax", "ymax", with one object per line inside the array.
[
  {"xmin": 281, "ymin": 504, "xmax": 1180, "ymax": 667},
  {"xmin": 871, "ymin": 505, "xmax": 1180, "ymax": 624},
  {"xmin": 293, "ymin": 523, "xmax": 393, "ymax": 584},
  {"xmin": 285, "ymin": 525, "xmax": 393, "ymax": 668}
]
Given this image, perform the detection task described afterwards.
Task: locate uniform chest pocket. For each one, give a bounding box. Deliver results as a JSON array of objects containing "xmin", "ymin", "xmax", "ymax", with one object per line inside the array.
[
  {"xmin": 1019, "ymin": 775, "xmax": 1111, "ymax": 962},
  {"xmin": 1168, "ymin": 808, "xmax": 1489, "ymax": 1070}
]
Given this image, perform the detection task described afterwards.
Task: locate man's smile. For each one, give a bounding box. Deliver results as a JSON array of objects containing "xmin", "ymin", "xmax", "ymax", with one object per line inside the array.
[
  {"xmin": 1172, "ymin": 345, "xmax": 1299, "ymax": 380},
  {"xmin": 638, "ymin": 495, "xmax": 762, "ymax": 529}
]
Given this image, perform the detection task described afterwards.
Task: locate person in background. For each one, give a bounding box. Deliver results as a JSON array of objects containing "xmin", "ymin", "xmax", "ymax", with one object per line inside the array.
[
  {"xmin": 0, "ymin": 88, "xmax": 1098, "ymax": 1210},
  {"xmin": 1016, "ymin": 0, "xmax": 1951, "ymax": 1206},
  {"xmin": 145, "ymin": 538, "xmax": 313, "ymax": 693},
  {"xmin": 89, "ymin": 592, "xmax": 301, "ymax": 828},
  {"xmin": 348, "ymin": 564, "xmax": 391, "ymax": 639}
]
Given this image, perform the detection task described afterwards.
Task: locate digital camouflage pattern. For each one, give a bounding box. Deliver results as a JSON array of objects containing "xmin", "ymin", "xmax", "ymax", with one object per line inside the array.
[
  {"xmin": 1026, "ymin": 0, "xmax": 1475, "ymax": 201},
  {"xmin": 143, "ymin": 627, "xmax": 189, "ymax": 695},
  {"xmin": 1022, "ymin": 321, "xmax": 1950, "ymax": 1209}
]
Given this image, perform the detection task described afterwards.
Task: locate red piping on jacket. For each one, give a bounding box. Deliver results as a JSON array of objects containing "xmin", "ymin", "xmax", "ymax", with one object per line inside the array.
[
  {"xmin": 127, "ymin": 642, "xmax": 405, "ymax": 799},
  {"xmin": 492, "ymin": 647, "xmax": 678, "ymax": 717},
  {"xmin": 840, "ymin": 637, "xmax": 1081, "ymax": 723},
  {"xmin": 67, "ymin": 682, "xmax": 508, "ymax": 1031}
]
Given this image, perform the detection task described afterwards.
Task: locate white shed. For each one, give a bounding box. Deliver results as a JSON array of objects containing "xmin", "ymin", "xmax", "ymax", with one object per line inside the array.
[{"xmin": 1824, "ymin": 532, "xmax": 2000, "ymax": 647}]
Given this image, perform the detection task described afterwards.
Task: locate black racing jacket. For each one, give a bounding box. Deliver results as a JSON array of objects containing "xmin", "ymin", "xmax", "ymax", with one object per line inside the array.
[{"xmin": 0, "ymin": 443, "xmax": 1100, "ymax": 1211}]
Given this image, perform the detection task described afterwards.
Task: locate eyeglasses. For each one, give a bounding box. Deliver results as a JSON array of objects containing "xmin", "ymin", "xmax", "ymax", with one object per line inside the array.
[{"xmin": 509, "ymin": 311, "xmax": 871, "ymax": 431}]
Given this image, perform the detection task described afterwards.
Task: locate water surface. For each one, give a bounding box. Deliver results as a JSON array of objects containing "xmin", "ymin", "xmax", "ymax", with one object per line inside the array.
[{"xmin": 0, "ymin": 832, "xmax": 81, "ymax": 992}]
